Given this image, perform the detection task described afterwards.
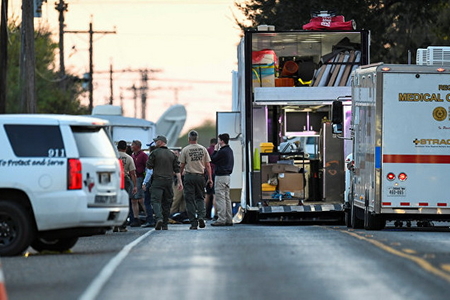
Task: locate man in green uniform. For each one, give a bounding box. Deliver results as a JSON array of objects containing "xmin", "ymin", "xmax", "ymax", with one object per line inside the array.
[{"xmin": 146, "ymin": 135, "xmax": 183, "ymax": 230}]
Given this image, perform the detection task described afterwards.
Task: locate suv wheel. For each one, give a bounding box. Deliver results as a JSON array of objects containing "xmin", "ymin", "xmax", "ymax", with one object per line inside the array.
[
  {"xmin": 0, "ymin": 200, "xmax": 35, "ymax": 256},
  {"xmin": 31, "ymin": 237, "xmax": 79, "ymax": 253}
]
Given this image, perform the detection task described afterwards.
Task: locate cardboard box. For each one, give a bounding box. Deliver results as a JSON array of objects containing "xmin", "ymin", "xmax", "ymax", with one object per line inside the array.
[
  {"xmin": 272, "ymin": 164, "xmax": 300, "ymax": 173},
  {"xmin": 278, "ymin": 173, "xmax": 304, "ymax": 192},
  {"xmin": 261, "ymin": 164, "xmax": 276, "ymax": 183}
]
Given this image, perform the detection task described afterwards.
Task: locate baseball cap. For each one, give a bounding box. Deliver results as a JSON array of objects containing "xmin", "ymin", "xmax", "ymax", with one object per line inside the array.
[{"xmin": 153, "ymin": 135, "xmax": 167, "ymax": 143}]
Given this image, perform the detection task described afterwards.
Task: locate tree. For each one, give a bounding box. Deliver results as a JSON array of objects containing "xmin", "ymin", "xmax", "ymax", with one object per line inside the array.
[
  {"xmin": 234, "ymin": 0, "xmax": 450, "ymax": 64},
  {"xmin": 0, "ymin": 0, "xmax": 8, "ymax": 113},
  {"xmin": 3, "ymin": 19, "xmax": 89, "ymax": 114},
  {"xmin": 176, "ymin": 119, "xmax": 216, "ymax": 148}
]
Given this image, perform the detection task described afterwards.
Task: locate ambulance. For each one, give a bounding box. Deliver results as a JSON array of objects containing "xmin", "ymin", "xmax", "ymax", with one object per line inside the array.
[{"xmin": 332, "ymin": 60, "xmax": 450, "ymax": 230}]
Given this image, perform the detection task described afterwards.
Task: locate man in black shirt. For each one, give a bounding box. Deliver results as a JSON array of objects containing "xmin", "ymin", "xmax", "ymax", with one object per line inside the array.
[{"xmin": 210, "ymin": 133, "xmax": 234, "ymax": 226}]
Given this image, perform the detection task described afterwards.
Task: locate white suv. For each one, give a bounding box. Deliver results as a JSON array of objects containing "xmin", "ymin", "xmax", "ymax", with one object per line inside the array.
[{"xmin": 0, "ymin": 114, "xmax": 129, "ymax": 256}]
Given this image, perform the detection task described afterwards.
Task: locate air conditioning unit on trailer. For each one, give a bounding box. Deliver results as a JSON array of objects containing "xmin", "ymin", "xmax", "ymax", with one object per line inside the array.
[
  {"xmin": 416, "ymin": 48, "xmax": 427, "ymax": 65},
  {"xmin": 427, "ymin": 46, "xmax": 450, "ymax": 66}
]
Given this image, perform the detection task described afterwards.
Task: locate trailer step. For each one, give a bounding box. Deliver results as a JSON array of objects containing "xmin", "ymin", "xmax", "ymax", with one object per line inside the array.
[{"xmin": 259, "ymin": 203, "xmax": 343, "ymax": 214}]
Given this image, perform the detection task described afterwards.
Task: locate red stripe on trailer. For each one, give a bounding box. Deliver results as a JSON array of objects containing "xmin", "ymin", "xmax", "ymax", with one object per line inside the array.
[
  {"xmin": 382, "ymin": 202, "xmax": 392, "ymax": 206},
  {"xmin": 400, "ymin": 202, "xmax": 410, "ymax": 206},
  {"xmin": 418, "ymin": 202, "xmax": 429, "ymax": 206},
  {"xmin": 437, "ymin": 203, "xmax": 448, "ymax": 207},
  {"xmin": 383, "ymin": 155, "xmax": 450, "ymax": 164}
]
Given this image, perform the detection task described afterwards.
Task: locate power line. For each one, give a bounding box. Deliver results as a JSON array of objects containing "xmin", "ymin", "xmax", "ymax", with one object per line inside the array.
[
  {"xmin": 94, "ymin": 75, "xmax": 230, "ymax": 85},
  {"xmin": 152, "ymin": 78, "xmax": 230, "ymax": 84},
  {"xmin": 65, "ymin": 18, "xmax": 116, "ymax": 112}
]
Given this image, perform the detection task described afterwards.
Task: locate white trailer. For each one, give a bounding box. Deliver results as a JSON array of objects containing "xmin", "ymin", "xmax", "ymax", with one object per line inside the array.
[
  {"xmin": 92, "ymin": 104, "xmax": 186, "ymax": 147},
  {"xmin": 219, "ymin": 26, "xmax": 370, "ymax": 223},
  {"xmin": 333, "ymin": 63, "xmax": 450, "ymax": 230}
]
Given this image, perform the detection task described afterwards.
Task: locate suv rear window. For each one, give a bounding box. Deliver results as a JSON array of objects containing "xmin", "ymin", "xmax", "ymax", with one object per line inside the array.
[
  {"xmin": 5, "ymin": 125, "xmax": 65, "ymax": 157},
  {"xmin": 71, "ymin": 126, "xmax": 117, "ymax": 158}
]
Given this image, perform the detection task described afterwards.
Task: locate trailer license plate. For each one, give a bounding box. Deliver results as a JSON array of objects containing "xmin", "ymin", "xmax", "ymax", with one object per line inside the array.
[{"xmin": 388, "ymin": 187, "xmax": 406, "ymax": 196}]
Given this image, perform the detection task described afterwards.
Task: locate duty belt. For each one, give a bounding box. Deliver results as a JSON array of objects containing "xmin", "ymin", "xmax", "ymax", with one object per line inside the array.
[{"xmin": 186, "ymin": 172, "xmax": 204, "ymax": 176}]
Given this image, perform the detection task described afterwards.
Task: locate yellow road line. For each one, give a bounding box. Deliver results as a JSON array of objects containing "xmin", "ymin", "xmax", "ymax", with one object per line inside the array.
[
  {"xmin": 402, "ymin": 248, "xmax": 417, "ymax": 254},
  {"xmin": 441, "ymin": 264, "xmax": 450, "ymax": 272},
  {"xmin": 341, "ymin": 230, "xmax": 450, "ymax": 283}
]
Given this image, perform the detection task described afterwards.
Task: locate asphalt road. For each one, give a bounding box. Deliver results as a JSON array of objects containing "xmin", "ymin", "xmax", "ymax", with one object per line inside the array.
[{"xmin": 3, "ymin": 222, "xmax": 450, "ymax": 300}]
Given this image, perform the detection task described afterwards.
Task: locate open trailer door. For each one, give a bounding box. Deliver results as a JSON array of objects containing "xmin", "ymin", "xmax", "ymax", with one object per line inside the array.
[{"xmin": 216, "ymin": 111, "xmax": 246, "ymax": 221}]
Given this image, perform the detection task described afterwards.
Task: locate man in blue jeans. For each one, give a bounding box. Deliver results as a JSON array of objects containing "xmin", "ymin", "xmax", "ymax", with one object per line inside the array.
[{"xmin": 141, "ymin": 144, "xmax": 156, "ymax": 228}]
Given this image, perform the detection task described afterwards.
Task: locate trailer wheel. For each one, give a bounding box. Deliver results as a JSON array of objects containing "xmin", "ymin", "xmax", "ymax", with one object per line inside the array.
[
  {"xmin": 345, "ymin": 210, "xmax": 352, "ymax": 228},
  {"xmin": 364, "ymin": 207, "xmax": 385, "ymax": 230},
  {"xmin": 242, "ymin": 210, "xmax": 259, "ymax": 224},
  {"xmin": 351, "ymin": 202, "xmax": 364, "ymax": 229}
]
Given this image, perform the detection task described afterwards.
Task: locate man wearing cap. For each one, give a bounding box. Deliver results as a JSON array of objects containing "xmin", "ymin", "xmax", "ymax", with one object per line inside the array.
[
  {"xmin": 146, "ymin": 135, "xmax": 183, "ymax": 230},
  {"xmin": 179, "ymin": 130, "xmax": 213, "ymax": 230}
]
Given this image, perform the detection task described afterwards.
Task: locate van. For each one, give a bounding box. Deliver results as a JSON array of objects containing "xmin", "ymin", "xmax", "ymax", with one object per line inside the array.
[{"xmin": 0, "ymin": 114, "xmax": 129, "ymax": 256}]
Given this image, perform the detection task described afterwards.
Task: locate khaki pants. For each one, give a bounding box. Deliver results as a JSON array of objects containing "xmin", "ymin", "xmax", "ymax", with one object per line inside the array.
[
  {"xmin": 170, "ymin": 182, "xmax": 185, "ymax": 215},
  {"xmin": 214, "ymin": 175, "xmax": 232, "ymax": 224}
]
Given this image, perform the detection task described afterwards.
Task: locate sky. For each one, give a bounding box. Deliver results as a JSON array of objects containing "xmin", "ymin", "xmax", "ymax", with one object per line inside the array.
[{"xmin": 9, "ymin": 0, "xmax": 245, "ymax": 132}]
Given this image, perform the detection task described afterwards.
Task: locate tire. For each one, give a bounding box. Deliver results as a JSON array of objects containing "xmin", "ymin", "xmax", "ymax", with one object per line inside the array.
[
  {"xmin": 364, "ymin": 206, "xmax": 386, "ymax": 230},
  {"xmin": 243, "ymin": 210, "xmax": 259, "ymax": 224},
  {"xmin": 31, "ymin": 237, "xmax": 79, "ymax": 253},
  {"xmin": 0, "ymin": 201, "xmax": 35, "ymax": 256},
  {"xmin": 345, "ymin": 184, "xmax": 354, "ymax": 228},
  {"xmin": 351, "ymin": 202, "xmax": 364, "ymax": 229},
  {"xmin": 344, "ymin": 210, "xmax": 352, "ymax": 228}
]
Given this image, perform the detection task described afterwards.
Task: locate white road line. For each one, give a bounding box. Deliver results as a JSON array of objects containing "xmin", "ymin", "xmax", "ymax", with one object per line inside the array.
[{"xmin": 79, "ymin": 230, "xmax": 155, "ymax": 300}]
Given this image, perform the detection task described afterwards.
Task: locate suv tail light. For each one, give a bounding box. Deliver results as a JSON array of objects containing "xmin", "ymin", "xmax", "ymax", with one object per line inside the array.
[
  {"xmin": 118, "ymin": 159, "xmax": 125, "ymax": 189},
  {"xmin": 68, "ymin": 158, "xmax": 82, "ymax": 190}
]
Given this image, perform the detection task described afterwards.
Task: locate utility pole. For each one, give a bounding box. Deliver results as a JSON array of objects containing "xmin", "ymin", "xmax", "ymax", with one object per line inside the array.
[
  {"xmin": 165, "ymin": 86, "xmax": 191, "ymax": 104},
  {"xmin": 140, "ymin": 70, "xmax": 148, "ymax": 120},
  {"xmin": 96, "ymin": 67, "xmax": 161, "ymax": 116},
  {"xmin": 20, "ymin": 0, "xmax": 37, "ymax": 113},
  {"xmin": 65, "ymin": 18, "xmax": 116, "ymax": 112},
  {"xmin": 55, "ymin": 0, "xmax": 68, "ymax": 89},
  {"xmin": 109, "ymin": 62, "xmax": 113, "ymax": 104},
  {"xmin": 0, "ymin": 0, "xmax": 8, "ymax": 113},
  {"xmin": 130, "ymin": 84, "xmax": 138, "ymax": 118}
]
